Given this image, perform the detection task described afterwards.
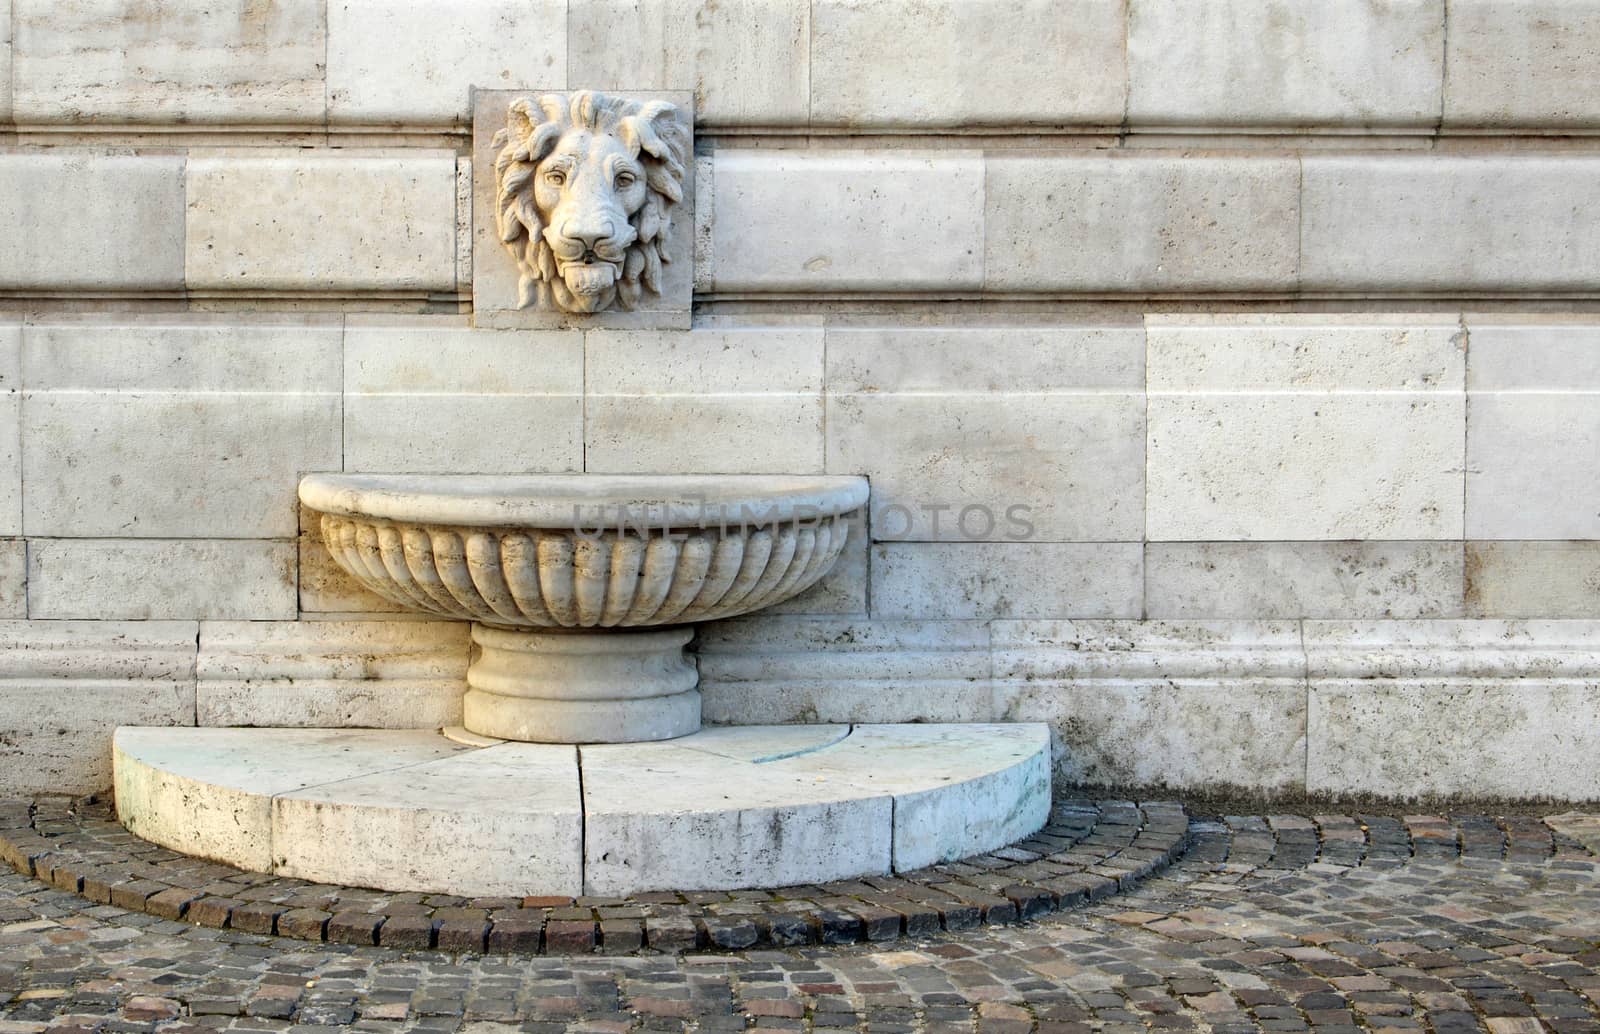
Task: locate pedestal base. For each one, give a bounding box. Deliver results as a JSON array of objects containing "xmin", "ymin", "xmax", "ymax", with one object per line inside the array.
[
  {"xmin": 464, "ymin": 624, "xmax": 701, "ymax": 743},
  {"xmin": 112, "ymin": 723, "xmax": 1052, "ymax": 896}
]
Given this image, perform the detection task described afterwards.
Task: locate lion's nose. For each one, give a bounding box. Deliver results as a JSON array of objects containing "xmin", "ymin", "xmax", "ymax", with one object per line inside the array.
[{"xmin": 562, "ymin": 218, "xmax": 615, "ymax": 253}]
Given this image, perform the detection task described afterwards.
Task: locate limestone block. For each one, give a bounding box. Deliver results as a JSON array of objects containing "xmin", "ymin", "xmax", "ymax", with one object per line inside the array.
[
  {"xmin": 581, "ymin": 735, "xmax": 893, "ymax": 893},
  {"xmin": 1465, "ymin": 320, "xmax": 1600, "ymax": 390},
  {"xmin": 0, "ymin": 154, "xmax": 184, "ymax": 290},
  {"xmin": 1466, "ymin": 542, "xmax": 1600, "ymax": 618},
  {"xmin": 185, "ymin": 153, "xmax": 457, "ymax": 292},
  {"xmin": 1301, "ymin": 157, "xmax": 1600, "ymax": 291},
  {"xmin": 11, "ymin": 0, "xmax": 324, "ymax": 124},
  {"xmin": 586, "ymin": 397, "xmax": 824, "ymax": 475},
  {"xmin": 0, "ymin": 621, "xmax": 197, "ymax": 795},
  {"xmin": 1146, "ymin": 542, "xmax": 1464, "ymax": 619},
  {"xmin": 1127, "ymin": 0, "xmax": 1443, "ymax": 127},
  {"xmin": 0, "ymin": 3, "xmax": 11, "ymax": 124},
  {"xmin": 810, "ymin": 0, "xmax": 1125, "ymax": 128},
  {"xmin": 1467, "ymin": 394, "xmax": 1600, "ymax": 539},
  {"xmin": 770, "ymin": 724, "xmax": 1050, "ymax": 871},
  {"xmin": 1305, "ymin": 620, "xmax": 1600, "ymax": 799},
  {"xmin": 22, "ymin": 395, "xmax": 339, "ymax": 538},
  {"xmin": 985, "ymin": 156, "xmax": 1299, "ymax": 293},
  {"xmin": 1147, "ymin": 395, "xmax": 1465, "ymax": 541},
  {"xmin": 22, "ymin": 319, "xmax": 343, "ymax": 392},
  {"xmin": 587, "ymin": 328, "xmax": 824, "ymax": 394},
  {"xmin": 827, "ymin": 393, "xmax": 1143, "ymax": 542},
  {"xmin": 274, "ymin": 744, "xmax": 582, "ymax": 896},
  {"xmin": 1444, "ymin": 0, "xmax": 1600, "ymax": 128},
  {"xmin": 824, "ymin": 325, "xmax": 1144, "ymax": 394},
  {"xmin": 28, "ymin": 540, "xmax": 296, "ymax": 621},
  {"xmin": 471, "ymin": 90, "xmax": 694, "ymax": 329},
  {"xmin": 113, "ymin": 728, "xmax": 466, "ymax": 871},
  {"xmin": 871, "ymin": 543, "xmax": 1142, "ymax": 620},
  {"xmin": 569, "ymin": 0, "xmax": 809, "ymax": 127},
  {"xmin": 197, "ymin": 620, "xmax": 470, "ymax": 728},
  {"xmin": 707, "ymin": 151, "xmax": 983, "ymax": 292},
  {"xmin": 581, "ymin": 723, "xmax": 1045, "ymax": 892},
  {"xmin": 697, "ymin": 617, "xmax": 994, "ymax": 724},
  {"xmin": 993, "ymin": 620, "xmax": 1307, "ymax": 792},
  {"xmin": 344, "ymin": 323, "xmax": 583, "ymax": 474},
  {"xmin": 0, "ymin": 541, "xmax": 22, "ymax": 618},
  {"xmin": 327, "ymin": 0, "xmax": 565, "ymax": 124},
  {"xmin": 0, "ymin": 325, "xmax": 18, "ymax": 536},
  {"xmin": 1146, "ymin": 315, "xmax": 1466, "ymax": 392}
]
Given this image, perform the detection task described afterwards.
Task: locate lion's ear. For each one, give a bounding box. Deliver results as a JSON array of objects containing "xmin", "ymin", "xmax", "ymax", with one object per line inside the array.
[
  {"xmin": 620, "ymin": 104, "xmax": 687, "ymax": 203},
  {"xmin": 506, "ymin": 98, "xmax": 536, "ymax": 141}
]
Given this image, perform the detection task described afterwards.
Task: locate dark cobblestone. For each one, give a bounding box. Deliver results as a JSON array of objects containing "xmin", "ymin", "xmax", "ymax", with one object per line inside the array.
[
  {"xmin": 0, "ymin": 801, "xmax": 1593, "ymax": 1033},
  {"xmin": 0, "ymin": 796, "xmax": 1187, "ymax": 954}
]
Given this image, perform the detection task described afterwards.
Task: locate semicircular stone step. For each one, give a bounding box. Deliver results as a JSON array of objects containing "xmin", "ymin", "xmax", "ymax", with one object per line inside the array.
[{"xmin": 112, "ymin": 723, "xmax": 1051, "ymax": 898}]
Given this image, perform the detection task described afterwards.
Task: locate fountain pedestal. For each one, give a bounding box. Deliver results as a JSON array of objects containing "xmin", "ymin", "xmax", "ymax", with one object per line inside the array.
[{"xmin": 464, "ymin": 625, "xmax": 700, "ymax": 743}]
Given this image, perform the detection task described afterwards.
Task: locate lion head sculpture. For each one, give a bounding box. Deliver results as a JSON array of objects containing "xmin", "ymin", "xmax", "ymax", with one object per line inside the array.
[{"xmin": 492, "ymin": 91, "xmax": 689, "ymax": 314}]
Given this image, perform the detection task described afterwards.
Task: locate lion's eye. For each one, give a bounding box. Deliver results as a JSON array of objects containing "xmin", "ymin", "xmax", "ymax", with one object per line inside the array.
[
  {"xmin": 545, "ymin": 170, "xmax": 566, "ymax": 186},
  {"xmin": 616, "ymin": 172, "xmax": 636, "ymax": 188}
]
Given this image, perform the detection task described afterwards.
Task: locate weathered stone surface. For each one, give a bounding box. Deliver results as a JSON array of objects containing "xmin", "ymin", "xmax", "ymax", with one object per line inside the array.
[
  {"xmin": 825, "ymin": 325, "xmax": 1144, "ymax": 395},
  {"xmin": 586, "ymin": 396, "xmax": 824, "ymax": 475},
  {"xmin": 871, "ymin": 542, "xmax": 1143, "ymax": 620},
  {"xmin": 22, "ymin": 320, "xmax": 341, "ymax": 539},
  {"xmin": 810, "ymin": 0, "xmax": 1125, "ymax": 128},
  {"xmin": 1301, "ymin": 157, "xmax": 1600, "ymax": 291},
  {"xmin": 274, "ymin": 743, "xmax": 583, "ymax": 896},
  {"xmin": 1306, "ymin": 620, "xmax": 1600, "ymax": 799},
  {"xmin": 586, "ymin": 327, "xmax": 824, "ymax": 474},
  {"xmin": 1466, "ymin": 318, "xmax": 1600, "ymax": 390},
  {"xmin": 1146, "ymin": 542, "xmax": 1464, "ymax": 619},
  {"xmin": 827, "ymin": 392, "xmax": 1143, "ymax": 541},
  {"xmin": 994, "ymin": 620, "xmax": 1308, "ymax": 792},
  {"xmin": 113, "ymin": 728, "xmax": 468, "ymax": 871},
  {"xmin": 0, "ymin": 325, "xmax": 18, "ymax": 537},
  {"xmin": 472, "ymin": 90, "xmax": 694, "ymax": 329},
  {"xmin": 0, "ymin": 621, "xmax": 195, "ymax": 795},
  {"xmin": 11, "ymin": 0, "xmax": 324, "ymax": 124},
  {"xmin": 699, "ymin": 617, "xmax": 993, "ymax": 724},
  {"xmin": 569, "ymin": 0, "xmax": 808, "ymax": 127},
  {"xmin": 197, "ymin": 620, "xmax": 469, "ymax": 728},
  {"xmin": 1445, "ymin": 0, "xmax": 1600, "ymax": 128},
  {"xmin": 0, "ymin": 155, "xmax": 184, "ymax": 291},
  {"xmin": 0, "ymin": 3, "xmax": 11, "ymax": 124},
  {"xmin": 1466, "ymin": 541, "xmax": 1600, "ymax": 618},
  {"xmin": 0, "ymin": 540, "xmax": 22, "ymax": 619},
  {"xmin": 28, "ymin": 539, "xmax": 295, "ymax": 620},
  {"xmin": 984, "ymin": 156, "xmax": 1299, "ymax": 293},
  {"xmin": 327, "ymin": 0, "xmax": 565, "ymax": 124},
  {"xmin": 581, "ymin": 723, "xmax": 1048, "ymax": 894},
  {"xmin": 1128, "ymin": 0, "xmax": 1444, "ymax": 127},
  {"xmin": 1148, "ymin": 395, "xmax": 1464, "ymax": 541},
  {"xmin": 707, "ymin": 151, "xmax": 983, "ymax": 292},
  {"xmin": 1468, "ymin": 393, "xmax": 1600, "ymax": 539},
  {"xmin": 1146, "ymin": 314, "xmax": 1466, "ymax": 392},
  {"xmin": 23, "ymin": 394, "xmax": 338, "ymax": 538},
  {"xmin": 185, "ymin": 153, "xmax": 457, "ymax": 292},
  {"xmin": 344, "ymin": 321, "xmax": 582, "ymax": 474}
]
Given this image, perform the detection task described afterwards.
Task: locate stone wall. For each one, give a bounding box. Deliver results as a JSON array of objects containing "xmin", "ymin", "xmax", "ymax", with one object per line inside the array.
[{"xmin": 4, "ymin": 0, "xmax": 1600, "ymax": 800}]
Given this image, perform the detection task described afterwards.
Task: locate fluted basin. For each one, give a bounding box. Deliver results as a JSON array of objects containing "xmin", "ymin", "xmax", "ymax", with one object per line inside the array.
[{"xmin": 300, "ymin": 473, "xmax": 869, "ymax": 743}]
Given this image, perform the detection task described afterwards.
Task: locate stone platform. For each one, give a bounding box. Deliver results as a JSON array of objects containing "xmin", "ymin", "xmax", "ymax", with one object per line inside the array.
[{"xmin": 111, "ymin": 723, "xmax": 1050, "ymax": 898}]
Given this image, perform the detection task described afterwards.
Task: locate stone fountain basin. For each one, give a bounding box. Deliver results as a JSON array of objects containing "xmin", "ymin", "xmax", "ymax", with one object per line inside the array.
[{"xmin": 299, "ymin": 473, "xmax": 870, "ymax": 628}]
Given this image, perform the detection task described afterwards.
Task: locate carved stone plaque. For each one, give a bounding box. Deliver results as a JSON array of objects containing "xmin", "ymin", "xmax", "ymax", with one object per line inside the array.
[{"xmin": 472, "ymin": 89, "xmax": 694, "ymax": 329}]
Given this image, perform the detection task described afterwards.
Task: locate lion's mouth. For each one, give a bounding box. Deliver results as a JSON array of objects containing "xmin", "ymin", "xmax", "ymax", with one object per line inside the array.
[{"xmin": 559, "ymin": 259, "xmax": 618, "ymax": 298}]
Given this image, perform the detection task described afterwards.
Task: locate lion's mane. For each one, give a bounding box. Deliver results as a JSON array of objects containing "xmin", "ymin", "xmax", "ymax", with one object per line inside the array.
[{"xmin": 492, "ymin": 91, "xmax": 689, "ymax": 312}]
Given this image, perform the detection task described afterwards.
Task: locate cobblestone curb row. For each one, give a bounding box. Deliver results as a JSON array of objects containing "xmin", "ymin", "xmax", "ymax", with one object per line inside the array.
[{"xmin": 0, "ymin": 796, "xmax": 1189, "ymax": 955}]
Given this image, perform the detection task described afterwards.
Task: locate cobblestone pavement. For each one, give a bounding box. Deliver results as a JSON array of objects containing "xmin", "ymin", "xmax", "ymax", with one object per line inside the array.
[
  {"xmin": 0, "ymin": 809, "xmax": 1595, "ymax": 1033},
  {"xmin": 0, "ymin": 799, "xmax": 1189, "ymax": 954}
]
